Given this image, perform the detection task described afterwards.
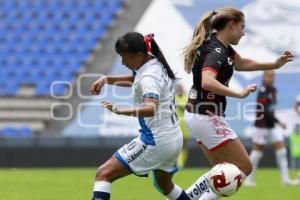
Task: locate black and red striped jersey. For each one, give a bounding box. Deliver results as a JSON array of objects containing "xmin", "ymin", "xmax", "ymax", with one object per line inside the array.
[
  {"xmin": 186, "ymin": 36, "xmax": 235, "ymax": 116},
  {"xmin": 254, "ymin": 85, "xmax": 279, "ymax": 128}
]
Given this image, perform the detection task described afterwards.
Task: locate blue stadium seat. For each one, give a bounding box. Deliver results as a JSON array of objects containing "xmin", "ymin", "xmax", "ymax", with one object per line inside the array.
[
  {"xmin": 0, "ymin": 0, "xmax": 124, "ymax": 97},
  {"xmin": 18, "ymin": 127, "xmax": 33, "ymax": 137},
  {"xmin": 0, "ymin": 127, "xmax": 18, "ymax": 138},
  {"xmin": 35, "ymin": 81, "xmax": 51, "ymax": 96},
  {"xmin": 52, "ymin": 84, "xmax": 68, "ymax": 96},
  {"xmin": 35, "ymin": 80, "xmax": 70, "ymax": 96},
  {"xmin": 0, "ymin": 81, "xmax": 19, "ymax": 96},
  {"xmin": 0, "ymin": 127, "xmax": 33, "ymax": 138}
]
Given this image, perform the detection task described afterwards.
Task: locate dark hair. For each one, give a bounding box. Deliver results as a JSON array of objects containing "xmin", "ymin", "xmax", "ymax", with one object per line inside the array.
[{"xmin": 115, "ymin": 32, "xmax": 176, "ymax": 80}]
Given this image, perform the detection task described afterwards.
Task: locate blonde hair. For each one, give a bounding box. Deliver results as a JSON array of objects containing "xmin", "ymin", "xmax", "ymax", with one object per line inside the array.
[{"xmin": 183, "ymin": 7, "xmax": 244, "ymax": 73}]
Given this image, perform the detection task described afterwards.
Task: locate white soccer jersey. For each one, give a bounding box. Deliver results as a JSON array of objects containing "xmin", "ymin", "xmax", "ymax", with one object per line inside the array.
[{"xmin": 132, "ymin": 58, "xmax": 182, "ymax": 145}]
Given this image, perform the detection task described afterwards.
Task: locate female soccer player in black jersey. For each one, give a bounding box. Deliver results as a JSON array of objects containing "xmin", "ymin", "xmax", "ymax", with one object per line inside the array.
[
  {"xmin": 244, "ymin": 71, "xmax": 299, "ymax": 186},
  {"xmin": 182, "ymin": 7, "xmax": 294, "ymax": 199}
]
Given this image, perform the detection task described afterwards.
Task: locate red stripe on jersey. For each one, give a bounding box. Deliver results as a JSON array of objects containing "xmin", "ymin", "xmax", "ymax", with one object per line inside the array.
[
  {"xmin": 258, "ymin": 97, "xmax": 269, "ymax": 104},
  {"xmin": 209, "ymin": 139, "xmax": 231, "ymax": 152},
  {"xmin": 202, "ymin": 66, "xmax": 218, "ymax": 74}
]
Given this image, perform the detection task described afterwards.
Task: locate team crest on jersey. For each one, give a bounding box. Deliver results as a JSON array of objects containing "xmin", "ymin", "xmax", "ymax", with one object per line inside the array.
[{"xmin": 189, "ymin": 88, "xmax": 198, "ymax": 99}]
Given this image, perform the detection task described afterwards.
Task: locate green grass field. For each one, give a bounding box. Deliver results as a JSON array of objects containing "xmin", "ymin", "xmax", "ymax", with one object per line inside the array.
[{"xmin": 0, "ymin": 168, "xmax": 299, "ymax": 200}]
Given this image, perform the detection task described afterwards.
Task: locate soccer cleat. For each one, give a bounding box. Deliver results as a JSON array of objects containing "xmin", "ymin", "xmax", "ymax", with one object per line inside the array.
[
  {"xmin": 243, "ymin": 180, "xmax": 256, "ymax": 187},
  {"xmin": 282, "ymin": 179, "xmax": 300, "ymax": 186}
]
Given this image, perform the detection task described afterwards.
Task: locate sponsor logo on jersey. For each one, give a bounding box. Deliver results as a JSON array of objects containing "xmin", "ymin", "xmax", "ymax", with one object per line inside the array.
[
  {"xmin": 227, "ymin": 57, "xmax": 233, "ymax": 66},
  {"xmin": 215, "ymin": 48, "xmax": 222, "ymax": 53},
  {"xmin": 127, "ymin": 145, "xmax": 147, "ymax": 164}
]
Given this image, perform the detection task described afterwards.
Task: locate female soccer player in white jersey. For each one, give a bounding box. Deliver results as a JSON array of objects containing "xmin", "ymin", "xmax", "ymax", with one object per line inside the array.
[
  {"xmin": 90, "ymin": 32, "xmax": 190, "ymax": 200},
  {"xmin": 182, "ymin": 7, "xmax": 294, "ymax": 200}
]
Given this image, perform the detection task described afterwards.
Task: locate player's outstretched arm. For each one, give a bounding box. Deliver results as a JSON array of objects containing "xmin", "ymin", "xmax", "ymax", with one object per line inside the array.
[
  {"xmin": 101, "ymin": 98, "xmax": 158, "ymax": 117},
  {"xmin": 202, "ymin": 70, "xmax": 257, "ymax": 98},
  {"xmin": 234, "ymin": 51, "xmax": 294, "ymax": 71},
  {"xmin": 91, "ymin": 75, "xmax": 134, "ymax": 95}
]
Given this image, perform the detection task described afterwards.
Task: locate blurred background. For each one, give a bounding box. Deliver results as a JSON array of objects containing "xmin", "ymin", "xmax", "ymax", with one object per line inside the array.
[{"xmin": 0, "ymin": 0, "xmax": 299, "ymax": 168}]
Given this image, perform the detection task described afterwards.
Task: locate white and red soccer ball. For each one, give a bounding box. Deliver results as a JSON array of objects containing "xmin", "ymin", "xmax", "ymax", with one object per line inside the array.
[{"xmin": 208, "ymin": 162, "xmax": 243, "ymax": 197}]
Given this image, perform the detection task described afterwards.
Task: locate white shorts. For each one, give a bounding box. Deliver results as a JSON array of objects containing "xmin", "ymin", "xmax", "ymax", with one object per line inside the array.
[
  {"xmin": 251, "ymin": 127, "xmax": 283, "ymax": 145},
  {"xmin": 184, "ymin": 110, "xmax": 237, "ymax": 151},
  {"xmin": 115, "ymin": 137, "xmax": 182, "ymax": 177}
]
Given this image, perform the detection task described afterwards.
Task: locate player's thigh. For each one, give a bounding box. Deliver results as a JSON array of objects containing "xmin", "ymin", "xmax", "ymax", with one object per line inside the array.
[
  {"xmin": 198, "ymin": 143, "xmax": 220, "ymax": 167},
  {"xmin": 96, "ymin": 155, "xmax": 131, "ymax": 182},
  {"xmin": 252, "ymin": 143, "xmax": 265, "ymax": 151},
  {"xmin": 272, "ymin": 141, "xmax": 285, "ymax": 150},
  {"xmin": 209, "ymin": 138, "xmax": 252, "ymax": 175}
]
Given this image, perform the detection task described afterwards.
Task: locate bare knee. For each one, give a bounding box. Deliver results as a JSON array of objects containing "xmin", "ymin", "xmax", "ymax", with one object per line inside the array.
[
  {"xmin": 95, "ymin": 160, "xmax": 115, "ymax": 182},
  {"xmin": 95, "ymin": 166, "xmax": 110, "ymax": 181}
]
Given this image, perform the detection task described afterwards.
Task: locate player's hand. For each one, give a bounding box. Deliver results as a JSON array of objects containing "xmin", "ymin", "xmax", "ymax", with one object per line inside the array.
[
  {"xmin": 279, "ymin": 122, "xmax": 287, "ymax": 129},
  {"xmin": 239, "ymin": 84, "xmax": 257, "ymax": 98},
  {"xmin": 274, "ymin": 51, "xmax": 294, "ymax": 69},
  {"xmin": 101, "ymin": 101, "xmax": 119, "ymax": 114},
  {"xmin": 91, "ymin": 76, "xmax": 107, "ymax": 95}
]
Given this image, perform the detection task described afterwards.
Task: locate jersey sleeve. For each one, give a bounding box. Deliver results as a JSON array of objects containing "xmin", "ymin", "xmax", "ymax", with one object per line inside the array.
[
  {"xmin": 140, "ymin": 75, "xmax": 162, "ymax": 100},
  {"xmin": 202, "ymin": 50, "xmax": 225, "ymax": 74}
]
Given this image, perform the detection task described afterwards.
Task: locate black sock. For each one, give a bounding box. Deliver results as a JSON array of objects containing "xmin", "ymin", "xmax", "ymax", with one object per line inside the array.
[
  {"xmin": 92, "ymin": 191, "xmax": 110, "ymax": 200},
  {"xmin": 177, "ymin": 191, "xmax": 191, "ymax": 200}
]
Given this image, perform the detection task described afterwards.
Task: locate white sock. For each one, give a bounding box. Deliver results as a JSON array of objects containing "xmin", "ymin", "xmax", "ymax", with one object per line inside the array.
[
  {"xmin": 246, "ymin": 150, "xmax": 263, "ymax": 182},
  {"xmin": 93, "ymin": 181, "xmax": 112, "ymax": 193},
  {"xmin": 166, "ymin": 185, "xmax": 183, "ymax": 200},
  {"xmin": 199, "ymin": 189, "xmax": 219, "ymax": 200},
  {"xmin": 240, "ymin": 170, "xmax": 247, "ymax": 180},
  {"xmin": 185, "ymin": 172, "xmax": 210, "ymax": 200},
  {"xmin": 275, "ymin": 148, "xmax": 289, "ymax": 182}
]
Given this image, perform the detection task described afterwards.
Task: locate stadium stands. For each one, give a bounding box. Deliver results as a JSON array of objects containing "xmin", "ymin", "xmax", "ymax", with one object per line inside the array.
[{"xmin": 0, "ymin": 0, "xmax": 125, "ymax": 136}]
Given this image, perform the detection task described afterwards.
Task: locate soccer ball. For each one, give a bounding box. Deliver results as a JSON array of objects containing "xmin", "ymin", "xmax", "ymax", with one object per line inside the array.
[{"xmin": 207, "ymin": 162, "xmax": 243, "ymax": 197}]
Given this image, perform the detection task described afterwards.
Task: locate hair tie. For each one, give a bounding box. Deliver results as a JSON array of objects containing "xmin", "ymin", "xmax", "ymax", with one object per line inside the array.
[
  {"xmin": 144, "ymin": 34, "xmax": 155, "ymax": 56},
  {"xmin": 212, "ymin": 10, "xmax": 217, "ymax": 16}
]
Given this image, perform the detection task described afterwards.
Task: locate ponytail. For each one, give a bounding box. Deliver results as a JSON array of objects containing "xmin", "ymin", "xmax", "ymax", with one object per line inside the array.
[
  {"xmin": 183, "ymin": 11, "xmax": 216, "ymax": 73},
  {"xmin": 150, "ymin": 37, "xmax": 176, "ymax": 80}
]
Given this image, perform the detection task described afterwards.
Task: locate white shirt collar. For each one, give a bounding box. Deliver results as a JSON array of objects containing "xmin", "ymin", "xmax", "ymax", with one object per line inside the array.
[{"xmin": 135, "ymin": 58, "xmax": 158, "ymax": 75}]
